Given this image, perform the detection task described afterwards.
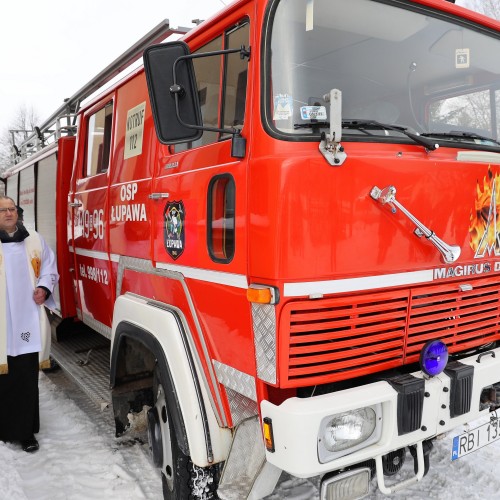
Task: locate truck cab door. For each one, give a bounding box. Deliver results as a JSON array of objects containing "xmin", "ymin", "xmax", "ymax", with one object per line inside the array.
[
  {"xmin": 151, "ymin": 20, "xmax": 250, "ymax": 278},
  {"xmin": 70, "ymin": 99, "xmax": 114, "ymax": 335}
]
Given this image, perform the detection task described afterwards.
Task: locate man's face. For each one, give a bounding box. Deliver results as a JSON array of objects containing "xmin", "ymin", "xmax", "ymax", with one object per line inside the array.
[{"xmin": 0, "ymin": 199, "xmax": 19, "ymax": 232}]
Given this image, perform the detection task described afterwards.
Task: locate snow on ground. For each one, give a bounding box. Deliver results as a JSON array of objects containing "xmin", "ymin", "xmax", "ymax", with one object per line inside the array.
[
  {"xmin": 1, "ymin": 370, "xmax": 500, "ymax": 499},
  {"xmin": 0, "ymin": 370, "xmax": 162, "ymax": 500}
]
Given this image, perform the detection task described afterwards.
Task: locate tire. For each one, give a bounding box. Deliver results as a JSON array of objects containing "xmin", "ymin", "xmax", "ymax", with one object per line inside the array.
[{"xmin": 148, "ymin": 368, "xmax": 220, "ymax": 500}]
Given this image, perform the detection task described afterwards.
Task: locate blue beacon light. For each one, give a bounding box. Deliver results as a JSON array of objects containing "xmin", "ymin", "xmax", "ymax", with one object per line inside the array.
[{"xmin": 420, "ymin": 340, "xmax": 449, "ymax": 377}]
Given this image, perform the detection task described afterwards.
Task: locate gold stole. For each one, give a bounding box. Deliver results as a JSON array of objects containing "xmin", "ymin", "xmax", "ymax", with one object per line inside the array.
[{"xmin": 0, "ymin": 232, "xmax": 51, "ymax": 374}]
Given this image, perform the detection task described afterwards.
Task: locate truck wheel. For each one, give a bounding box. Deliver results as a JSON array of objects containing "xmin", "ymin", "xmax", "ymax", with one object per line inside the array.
[{"xmin": 148, "ymin": 369, "xmax": 220, "ymax": 500}]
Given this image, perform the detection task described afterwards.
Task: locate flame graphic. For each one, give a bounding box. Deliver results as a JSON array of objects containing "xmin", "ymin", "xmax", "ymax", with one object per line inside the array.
[{"xmin": 469, "ymin": 167, "xmax": 500, "ymax": 255}]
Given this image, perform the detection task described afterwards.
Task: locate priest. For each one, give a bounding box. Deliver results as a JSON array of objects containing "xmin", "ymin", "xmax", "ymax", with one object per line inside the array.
[{"xmin": 0, "ymin": 195, "xmax": 59, "ymax": 452}]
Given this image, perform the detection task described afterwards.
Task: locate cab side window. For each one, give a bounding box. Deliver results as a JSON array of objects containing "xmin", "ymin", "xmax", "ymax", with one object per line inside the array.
[
  {"xmin": 222, "ymin": 22, "xmax": 249, "ymax": 131},
  {"xmin": 85, "ymin": 101, "xmax": 113, "ymax": 176},
  {"xmin": 177, "ymin": 20, "xmax": 249, "ymax": 151},
  {"xmin": 193, "ymin": 37, "xmax": 223, "ymax": 147}
]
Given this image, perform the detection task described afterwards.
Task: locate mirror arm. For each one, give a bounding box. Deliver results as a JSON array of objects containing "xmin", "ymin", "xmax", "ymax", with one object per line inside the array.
[
  {"xmin": 239, "ymin": 45, "xmax": 251, "ymax": 60},
  {"xmin": 181, "ymin": 46, "xmax": 251, "ymax": 62},
  {"xmin": 172, "ymin": 91, "xmax": 241, "ymax": 136},
  {"xmin": 171, "ymin": 48, "xmax": 250, "ymax": 137},
  {"xmin": 171, "ymin": 89, "xmax": 245, "ymax": 157}
]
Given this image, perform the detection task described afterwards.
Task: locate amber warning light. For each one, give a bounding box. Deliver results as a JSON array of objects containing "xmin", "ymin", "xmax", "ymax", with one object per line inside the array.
[
  {"xmin": 247, "ymin": 286, "xmax": 277, "ymax": 304},
  {"xmin": 263, "ymin": 417, "xmax": 275, "ymax": 452}
]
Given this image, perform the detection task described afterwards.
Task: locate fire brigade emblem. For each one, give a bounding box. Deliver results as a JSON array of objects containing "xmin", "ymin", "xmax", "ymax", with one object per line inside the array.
[
  {"xmin": 469, "ymin": 167, "xmax": 500, "ymax": 258},
  {"xmin": 164, "ymin": 201, "xmax": 185, "ymax": 260}
]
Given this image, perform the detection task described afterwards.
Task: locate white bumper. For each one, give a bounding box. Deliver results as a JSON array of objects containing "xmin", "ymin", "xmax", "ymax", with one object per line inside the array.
[{"xmin": 261, "ymin": 346, "xmax": 500, "ymax": 478}]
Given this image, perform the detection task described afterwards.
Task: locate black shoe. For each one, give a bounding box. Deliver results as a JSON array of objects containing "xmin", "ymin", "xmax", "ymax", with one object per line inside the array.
[{"xmin": 21, "ymin": 437, "xmax": 39, "ymax": 453}]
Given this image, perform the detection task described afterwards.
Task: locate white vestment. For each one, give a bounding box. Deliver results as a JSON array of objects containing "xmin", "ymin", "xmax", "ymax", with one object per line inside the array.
[{"xmin": 0, "ymin": 231, "xmax": 59, "ymax": 374}]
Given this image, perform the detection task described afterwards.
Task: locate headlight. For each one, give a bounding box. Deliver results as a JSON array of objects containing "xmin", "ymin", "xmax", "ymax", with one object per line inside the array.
[{"xmin": 318, "ymin": 405, "xmax": 382, "ymax": 463}]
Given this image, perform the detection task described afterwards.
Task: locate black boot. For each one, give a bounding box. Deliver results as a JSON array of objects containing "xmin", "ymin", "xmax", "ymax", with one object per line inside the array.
[{"xmin": 21, "ymin": 436, "xmax": 39, "ymax": 453}]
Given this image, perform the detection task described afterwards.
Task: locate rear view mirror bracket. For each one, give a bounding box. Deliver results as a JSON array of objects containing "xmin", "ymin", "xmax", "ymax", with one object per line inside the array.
[{"xmin": 144, "ymin": 42, "xmax": 250, "ymax": 157}]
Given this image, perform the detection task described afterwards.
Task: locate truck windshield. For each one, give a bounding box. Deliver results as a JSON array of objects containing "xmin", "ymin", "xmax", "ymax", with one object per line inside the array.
[{"xmin": 267, "ymin": 0, "xmax": 500, "ymax": 149}]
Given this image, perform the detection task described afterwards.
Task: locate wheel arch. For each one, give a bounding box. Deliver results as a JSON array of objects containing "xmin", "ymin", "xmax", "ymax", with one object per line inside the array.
[
  {"xmin": 110, "ymin": 293, "xmax": 231, "ymax": 466},
  {"xmin": 110, "ymin": 319, "xmax": 190, "ymax": 456}
]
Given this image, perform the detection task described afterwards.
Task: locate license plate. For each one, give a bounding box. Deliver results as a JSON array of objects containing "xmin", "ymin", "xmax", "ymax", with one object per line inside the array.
[{"xmin": 451, "ymin": 411, "xmax": 499, "ymax": 461}]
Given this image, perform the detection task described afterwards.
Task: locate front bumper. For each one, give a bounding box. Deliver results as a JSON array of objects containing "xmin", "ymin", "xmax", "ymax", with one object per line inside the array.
[{"xmin": 261, "ymin": 346, "xmax": 500, "ymax": 479}]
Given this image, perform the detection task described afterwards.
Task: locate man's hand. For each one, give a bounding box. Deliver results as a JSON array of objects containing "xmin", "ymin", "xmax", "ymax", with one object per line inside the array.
[{"xmin": 33, "ymin": 287, "xmax": 47, "ymax": 305}]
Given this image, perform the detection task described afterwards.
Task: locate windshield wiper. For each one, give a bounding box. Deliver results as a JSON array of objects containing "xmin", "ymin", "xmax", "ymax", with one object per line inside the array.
[
  {"xmin": 341, "ymin": 119, "xmax": 439, "ymax": 151},
  {"xmin": 294, "ymin": 118, "xmax": 439, "ymax": 150},
  {"xmin": 420, "ymin": 131, "xmax": 500, "ymax": 147},
  {"xmin": 294, "ymin": 122, "xmax": 330, "ymax": 130}
]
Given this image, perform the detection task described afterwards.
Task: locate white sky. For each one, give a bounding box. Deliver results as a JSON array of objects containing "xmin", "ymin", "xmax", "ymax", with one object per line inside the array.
[
  {"xmin": 0, "ymin": 0, "xmax": 226, "ymax": 135},
  {"xmin": 0, "ymin": 0, "xmax": 475, "ymax": 139}
]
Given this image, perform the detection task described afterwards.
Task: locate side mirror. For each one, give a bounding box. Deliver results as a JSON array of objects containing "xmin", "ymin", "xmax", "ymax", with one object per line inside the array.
[{"xmin": 144, "ymin": 41, "xmax": 203, "ymax": 144}]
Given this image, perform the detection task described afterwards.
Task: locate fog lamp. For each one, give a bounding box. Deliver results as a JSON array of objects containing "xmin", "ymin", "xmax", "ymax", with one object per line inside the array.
[
  {"xmin": 420, "ymin": 339, "xmax": 448, "ymax": 377},
  {"xmin": 320, "ymin": 468, "xmax": 370, "ymax": 500},
  {"xmin": 318, "ymin": 405, "xmax": 381, "ymax": 463}
]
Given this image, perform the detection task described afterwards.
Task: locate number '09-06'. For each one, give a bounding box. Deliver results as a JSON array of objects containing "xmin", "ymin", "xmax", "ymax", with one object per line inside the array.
[{"xmin": 80, "ymin": 209, "xmax": 104, "ymax": 240}]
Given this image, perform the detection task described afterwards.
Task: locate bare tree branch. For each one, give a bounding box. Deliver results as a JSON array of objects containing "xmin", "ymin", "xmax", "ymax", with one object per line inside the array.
[
  {"xmin": 468, "ymin": 0, "xmax": 500, "ymax": 20},
  {"xmin": 0, "ymin": 105, "xmax": 39, "ymax": 173}
]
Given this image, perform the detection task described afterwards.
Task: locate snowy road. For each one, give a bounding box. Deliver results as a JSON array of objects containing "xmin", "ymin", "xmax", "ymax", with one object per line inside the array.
[
  {"xmin": 1, "ymin": 369, "xmax": 162, "ymax": 499},
  {"xmin": 2, "ymin": 369, "xmax": 500, "ymax": 499}
]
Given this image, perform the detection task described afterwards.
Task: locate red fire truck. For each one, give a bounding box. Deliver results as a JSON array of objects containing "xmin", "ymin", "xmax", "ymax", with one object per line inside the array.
[{"xmin": 3, "ymin": 0, "xmax": 500, "ymax": 498}]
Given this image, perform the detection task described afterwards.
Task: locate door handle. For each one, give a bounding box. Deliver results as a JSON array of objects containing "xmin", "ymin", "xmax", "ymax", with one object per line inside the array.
[
  {"xmin": 68, "ymin": 201, "xmax": 83, "ymax": 207},
  {"xmin": 148, "ymin": 193, "xmax": 170, "ymax": 200}
]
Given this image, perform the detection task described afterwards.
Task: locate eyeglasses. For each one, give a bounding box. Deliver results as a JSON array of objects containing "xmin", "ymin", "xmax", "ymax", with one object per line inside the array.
[{"xmin": 0, "ymin": 207, "xmax": 17, "ymax": 214}]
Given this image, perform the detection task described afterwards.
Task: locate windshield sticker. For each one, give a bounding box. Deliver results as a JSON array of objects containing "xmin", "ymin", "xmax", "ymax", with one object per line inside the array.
[
  {"xmin": 273, "ymin": 94, "xmax": 293, "ymax": 120},
  {"xmin": 455, "ymin": 48, "xmax": 470, "ymax": 69},
  {"xmin": 300, "ymin": 105, "xmax": 327, "ymax": 121},
  {"xmin": 164, "ymin": 201, "xmax": 185, "ymax": 260}
]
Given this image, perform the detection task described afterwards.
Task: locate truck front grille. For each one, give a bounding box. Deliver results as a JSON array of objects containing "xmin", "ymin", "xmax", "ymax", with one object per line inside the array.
[{"xmin": 279, "ymin": 276, "xmax": 500, "ymax": 387}]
